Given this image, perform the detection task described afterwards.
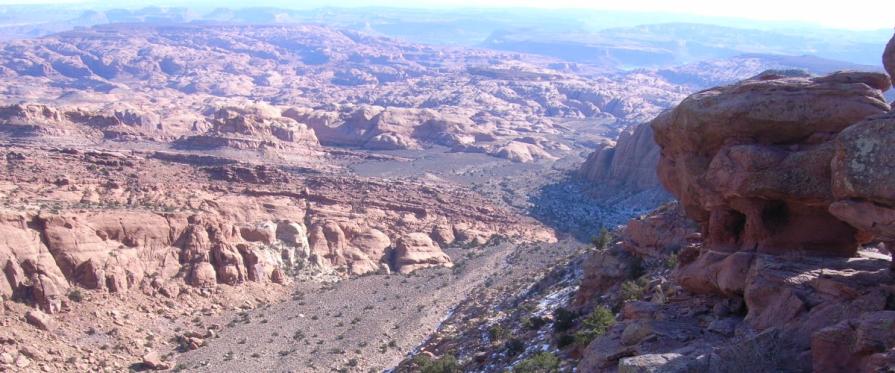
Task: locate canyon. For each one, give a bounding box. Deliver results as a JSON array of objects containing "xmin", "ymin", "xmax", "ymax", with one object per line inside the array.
[{"xmin": 0, "ymin": 6, "xmax": 893, "ymax": 373}]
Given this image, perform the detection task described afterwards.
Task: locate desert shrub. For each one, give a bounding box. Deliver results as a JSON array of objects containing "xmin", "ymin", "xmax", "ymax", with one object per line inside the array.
[
  {"xmin": 67, "ymin": 289, "xmax": 84, "ymax": 303},
  {"xmin": 513, "ymin": 351, "xmax": 560, "ymax": 373},
  {"xmin": 552, "ymin": 307, "xmax": 576, "ymax": 333},
  {"xmin": 489, "ymin": 324, "xmax": 510, "ymax": 342},
  {"xmin": 665, "ymin": 252, "xmax": 679, "ymax": 269},
  {"xmin": 575, "ymin": 305, "xmax": 615, "ymax": 345},
  {"xmin": 620, "ymin": 280, "xmax": 646, "ymax": 302},
  {"xmin": 412, "ymin": 354, "xmax": 461, "ymax": 373},
  {"xmin": 591, "ymin": 228, "xmax": 612, "ymax": 250}
]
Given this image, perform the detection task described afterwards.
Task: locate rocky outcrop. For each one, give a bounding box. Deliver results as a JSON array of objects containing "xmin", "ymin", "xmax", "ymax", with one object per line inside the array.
[
  {"xmin": 580, "ymin": 122, "xmax": 663, "ymax": 193},
  {"xmin": 829, "ymin": 111, "xmax": 895, "ymax": 249},
  {"xmin": 578, "ymin": 38, "xmax": 895, "ymax": 372},
  {"xmin": 0, "ymin": 209, "xmax": 315, "ymax": 313},
  {"xmin": 391, "ymin": 233, "xmax": 452, "ymax": 274},
  {"xmin": 0, "ymin": 103, "xmax": 160, "ymax": 142},
  {"xmin": 307, "ymin": 221, "xmax": 393, "ymax": 276},
  {"xmin": 653, "ymin": 70, "xmax": 891, "ymax": 257},
  {"xmin": 177, "ymin": 105, "xmax": 319, "ymax": 151},
  {"xmin": 203, "ymin": 164, "xmax": 289, "ymax": 184}
]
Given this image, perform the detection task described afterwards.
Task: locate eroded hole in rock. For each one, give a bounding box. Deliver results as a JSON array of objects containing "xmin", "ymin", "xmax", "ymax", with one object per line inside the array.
[
  {"xmin": 761, "ymin": 201, "xmax": 789, "ymax": 234},
  {"xmin": 725, "ymin": 210, "xmax": 747, "ymax": 243}
]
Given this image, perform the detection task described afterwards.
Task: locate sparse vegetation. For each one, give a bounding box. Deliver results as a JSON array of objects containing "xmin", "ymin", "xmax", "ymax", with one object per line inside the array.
[
  {"xmin": 621, "ymin": 279, "xmax": 647, "ymax": 302},
  {"xmin": 665, "ymin": 252, "xmax": 679, "ymax": 269},
  {"xmin": 522, "ymin": 316, "xmax": 547, "ymax": 330},
  {"xmin": 411, "ymin": 354, "xmax": 461, "ymax": 373},
  {"xmin": 67, "ymin": 289, "xmax": 84, "ymax": 303},
  {"xmin": 591, "ymin": 228, "xmax": 612, "ymax": 250},
  {"xmin": 488, "ymin": 324, "xmax": 510, "ymax": 342},
  {"xmin": 575, "ymin": 305, "xmax": 616, "ymax": 345},
  {"xmin": 513, "ymin": 351, "xmax": 560, "ymax": 373}
]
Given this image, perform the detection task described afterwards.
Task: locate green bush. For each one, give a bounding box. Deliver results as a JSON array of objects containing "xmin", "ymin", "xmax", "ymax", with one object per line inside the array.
[
  {"xmin": 591, "ymin": 228, "xmax": 612, "ymax": 250},
  {"xmin": 665, "ymin": 252, "xmax": 679, "ymax": 269},
  {"xmin": 489, "ymin": 324, "xmax": 510, "ymax": 342},
  {"xmin": 67, "ymin": 289, "xmax": 84, "ymax": 303},
  {"xmin": 513, "ymin": 351, "xmax": 560, "ymax": 373},
  {"xmin": 575, "ymin": 305, "xmax": 616, "ymax": 345},
  {"xmin": 412, "ymin": 354, "xmax": 461, "ymax": 373},
  {"xmin": 620, "ymin": 280, "xmax": 646, "ymax": 302}
]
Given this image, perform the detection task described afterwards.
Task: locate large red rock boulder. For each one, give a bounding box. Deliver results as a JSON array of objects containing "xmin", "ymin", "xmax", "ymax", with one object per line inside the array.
[
  {"xmin": 829, "ymin": 111, "xmax": 895, "ymax": 248},
  {"xmin": 653, "ymin": 70, "xmax": 891, "ymax": 257}
]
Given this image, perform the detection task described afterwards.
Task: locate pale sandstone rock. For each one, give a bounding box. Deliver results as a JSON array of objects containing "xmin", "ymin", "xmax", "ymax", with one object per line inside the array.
[
  {"xmin": 618, "ymin": 353, "xmax": 689, "ymax": 373},
  {"xmin": 25, "ymin": 309, "xmax": 53, "ymax": 331},
  {"xmin": 430, "ymin": 224, "xmax": 455, "ymax": 246},
  {"xmin": 392, "ymin": 233, "xmax": 452, "ymax": 274},
  {"xmin": 580, "ymin": 122, "xmax": 662, "ymax": 193},
  {"xmin": 141, "ymin": 351, "xmax": 169, "ymax": 370}
]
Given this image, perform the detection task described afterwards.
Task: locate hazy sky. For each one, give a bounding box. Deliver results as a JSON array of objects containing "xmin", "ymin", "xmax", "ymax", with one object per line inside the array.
[{"xmin": 1, "ymin": 0, "xmax": 893, "ymax": 30}]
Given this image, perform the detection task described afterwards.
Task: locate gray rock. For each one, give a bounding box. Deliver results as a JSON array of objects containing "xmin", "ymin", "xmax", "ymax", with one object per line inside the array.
[{"xmin": 618, "ymin": 353, "xmax": 691, "ymax": 373}]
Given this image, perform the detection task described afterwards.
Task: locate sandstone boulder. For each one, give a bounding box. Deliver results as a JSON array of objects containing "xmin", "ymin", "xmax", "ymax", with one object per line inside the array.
[
  {"xmin": 621, "ymin": 202, "xmax": 697, "ymax": 259},
  {"xmin": 829, "ymin": 111, "xmax": 895, "ymax": 250},
  {"xmin": 430, "ymin": 224, "xmax": 455, "ymax": 246},
  {"xmin": 141, "ymin": 351, "xmax": 170, "ymax": 370},
  {"xmin": 25, "ymin": 309, "xmax": 53, "ymax": 331}
]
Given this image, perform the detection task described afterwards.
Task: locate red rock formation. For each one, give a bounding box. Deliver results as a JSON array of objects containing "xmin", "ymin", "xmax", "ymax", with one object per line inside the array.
[
  {"xmin": 653, "ymin": 71, "xmax": 891, "ymax": 257},
  {"xmin": 618, "ymin": 43, "xmax": 895, "ymax": 372},
  {"xmin": 177, "ymin": 105, "xmax": 319, "ymax": 151}
]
